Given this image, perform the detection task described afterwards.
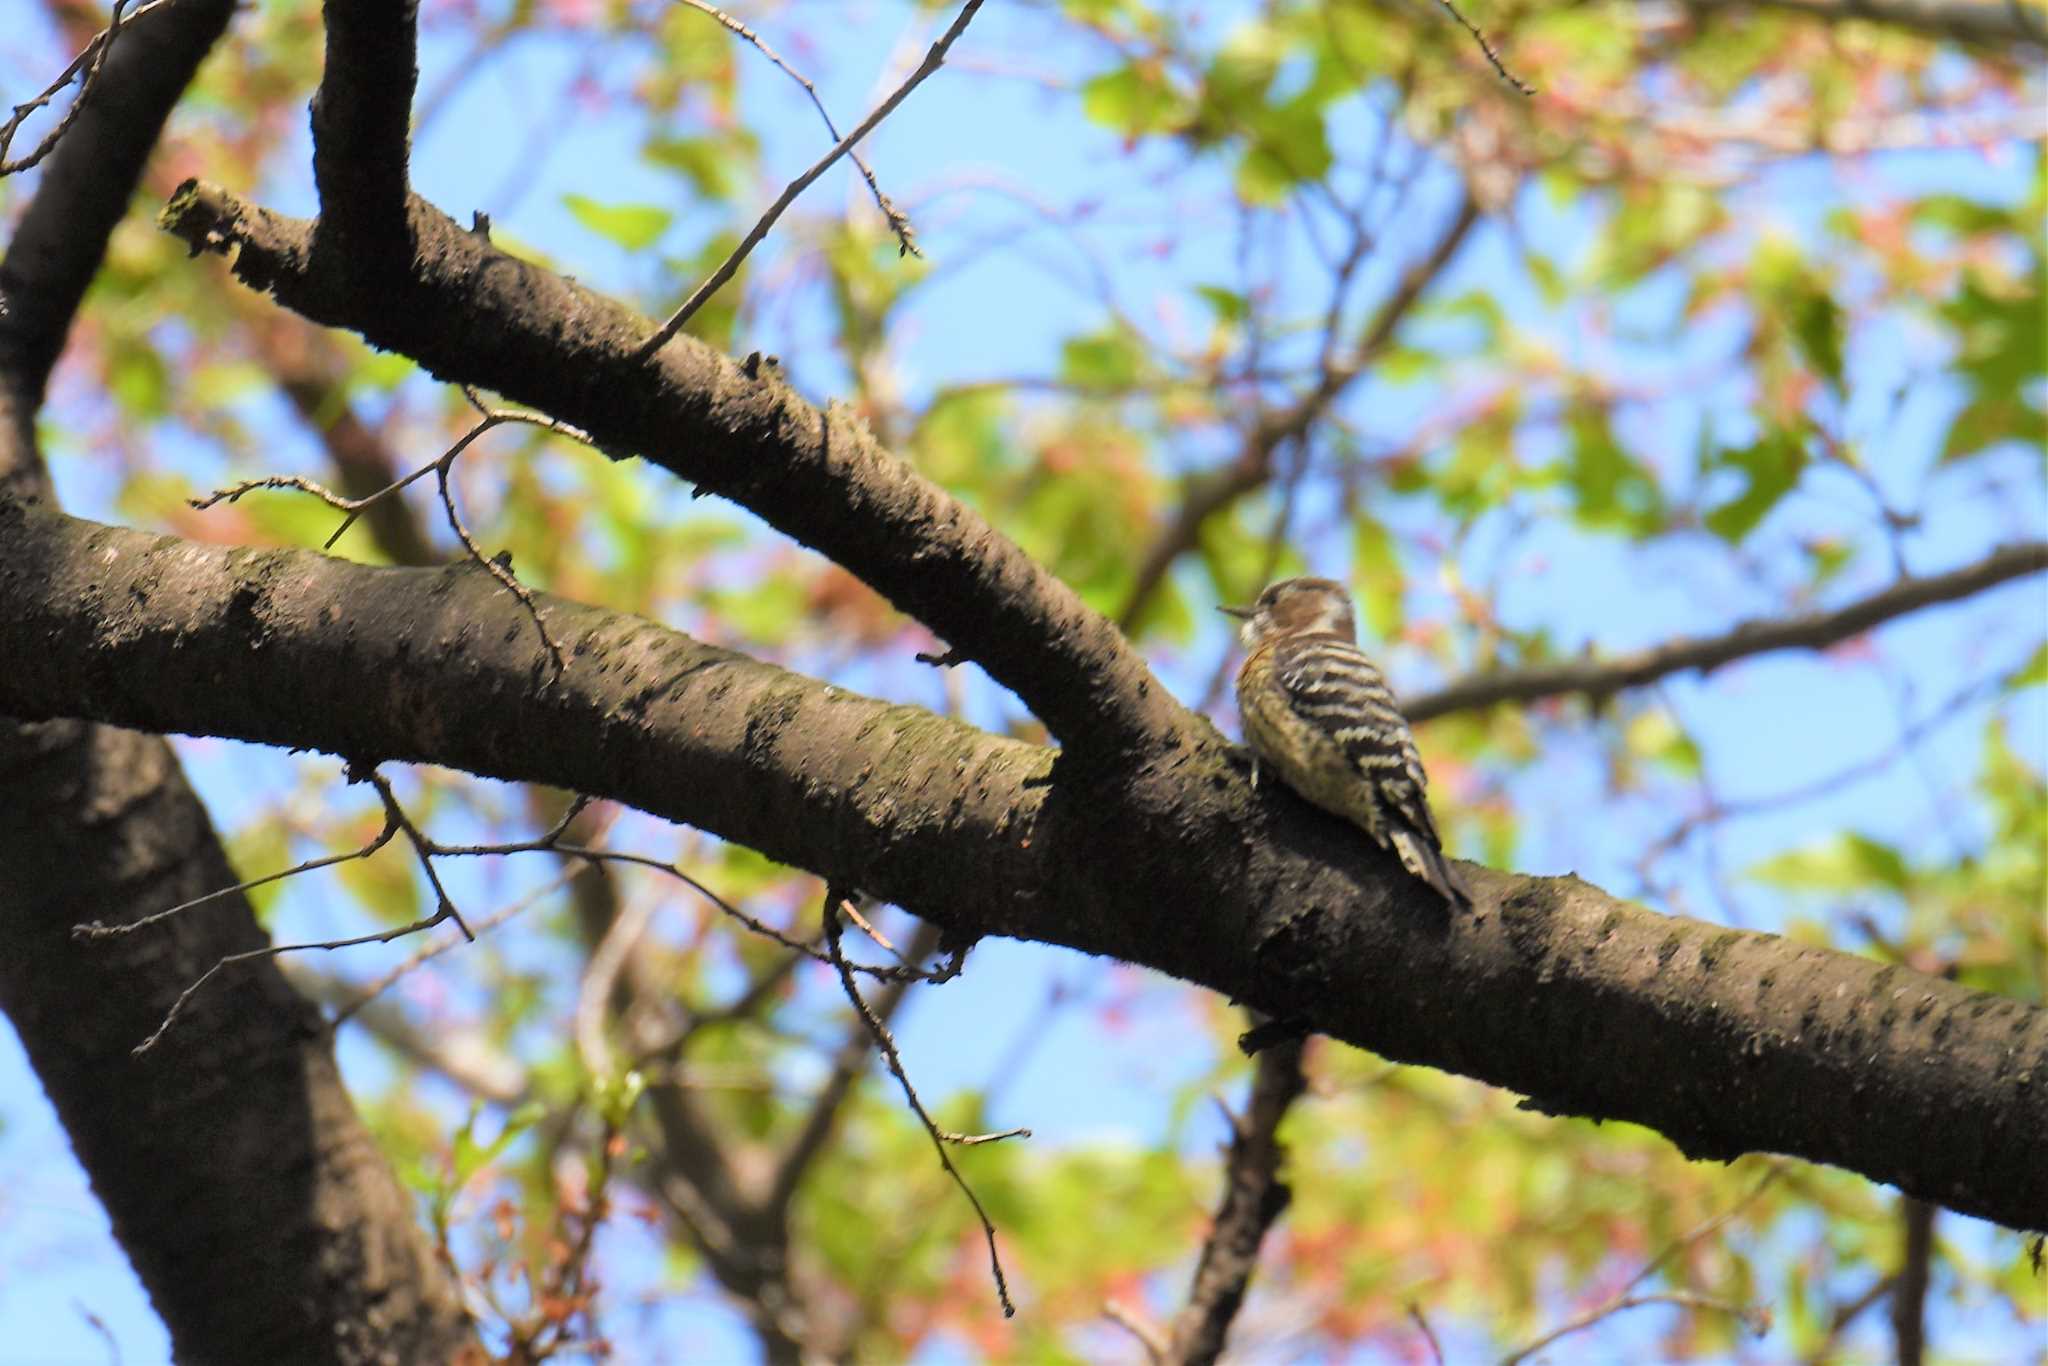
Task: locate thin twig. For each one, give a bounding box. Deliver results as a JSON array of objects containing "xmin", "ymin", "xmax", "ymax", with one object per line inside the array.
[
  {"xmin": 132, "ymin": 905, "xmax": 473, "ymax": 1055},
  {"xmin": 1432, "ymin": 0, "xmax": 1535, "ymax": 95},
  {"xmin": 672, "ymin": 0, "xmax": 917, "ymax": 257},
  {"xmin": 324, "ymin": 866, "xmax": 564, "ymax": 1031},
  {"xmin": 1105, "ymin": 1300, "xmax": 1168, "ymax": 1362},
  {"xmin": 575, "ymin": 897, "xmax": 655, "ymax": 1079},
  {"xmin": 72, "ymin": 814, "xmax": 400, "ymax": 941},
  {"xmin": 635, "ymin": 0, "xmax": 986, "ymax": 360},
  {"xmin": 1500, "ymin": 1166, "xmax": 1781, "ymax": 1365},
  {"xmin": 822, "ymin": 885, "xmax": 1022, "ymax": 1317},
  {"xmin": 1409, "ymin": 1304, "xmax": 1445, "ymax": 1366},
  {"xmin": 1801, "ymin": 1274, "xmax": 1897, "ymax": 1366},
  {"xmin": 363, "ymin": 770, "xmax": 475, "ymax": 942},
  {"xmin": 839, "ymin": 894, "xmax": 903, "ymax": 960},
  {"xmin": 1620, "ymin": 1167, "xmax": 1783, "ymax": 1300},
  {"xmin": 0, "ymin": 0, "xmax": 171, "ymax": 176},
  {"xmin": 1503, "ymin": 1292, "xmax": 1766, "ymax": 1365},
  {"xmin": 190, "ymin": 393, "xmax": 594, "ymax": 677}
]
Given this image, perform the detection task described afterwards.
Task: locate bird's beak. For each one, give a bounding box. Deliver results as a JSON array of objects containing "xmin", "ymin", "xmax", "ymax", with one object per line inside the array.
[{"xmin": 1217, "ymin": 605, "xmax": 1252, "ymax": 621}]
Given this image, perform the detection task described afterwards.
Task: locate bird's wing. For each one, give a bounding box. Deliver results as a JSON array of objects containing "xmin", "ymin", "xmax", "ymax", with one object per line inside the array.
[{"xmin": 1274, "ymin": 636, "xmax": 1442, "ymax": 839}]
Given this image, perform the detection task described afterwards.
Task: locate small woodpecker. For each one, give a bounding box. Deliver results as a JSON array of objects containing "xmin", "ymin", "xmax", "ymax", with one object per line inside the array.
[{"xmin": 1223, "ymin": 576, "xmax": 1473, "ymax": 912}]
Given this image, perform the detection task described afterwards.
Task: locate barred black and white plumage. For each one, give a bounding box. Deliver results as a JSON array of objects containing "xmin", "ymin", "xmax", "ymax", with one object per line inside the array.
[{"xmin": 1224, "ymin": 577, "xmax": 1473, "ymax": 912}]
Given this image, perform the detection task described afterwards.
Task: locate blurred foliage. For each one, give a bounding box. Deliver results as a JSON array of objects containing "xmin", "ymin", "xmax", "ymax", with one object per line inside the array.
[{"xmin": 7, "ymin": 0, "xmax": 2044, "ymax": 1359}]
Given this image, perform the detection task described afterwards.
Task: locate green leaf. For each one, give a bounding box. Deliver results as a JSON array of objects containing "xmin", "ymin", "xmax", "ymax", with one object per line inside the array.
[
  {"xmin": 108, "ymin": 344, "xmax": 170, "ymax": 419},
  {"xmin": 1789, "ymin": 286, "xmax": 1845, "ymax": 388},
  {"xmin": 1234, "ymin": 97, "xmax": 1332, "ymax": 203},
  {"xmin": 562, "ymin": 193, "xmax": 673, "ymax": 251},
  {"xmin": 645, "ymin": 134, "xmax": 749, "ymax": 201},
  {"xmin": 1195, "ymin": 284, "xmax": 1248, "ymax": 323},
  {"xmin": 1749, "ymin": 832, "xmax": 1910, "ymax": 892},
  {"xmin": 1081, "ymin": 63, "xmax": 1183, "ymax": 136},
  {"xmin": 1562, "ymin": 407, "xmax": 1664, "ymax": 537},
  {"xmin": 1349, "ymin": 515, "xmax": 1404, "ymax": 640},
  {"xmin": 1703, "ymin": 428, "xmax": 1805, "ymax": 543},
  {"xmin": 2007, "ymin": 641, "xmax": 2048, "ymax": 691},
  {"xmin": 1625, "ymin": 711, "xmax": 1702, "ymax": 777},
  {"xmin": 1941, "ymin": 392, "xmax": 2047, "ymax": 464},
  {"xmin": 1059, "ymin": 327, "xmax": 1147, "ymax": 392},
  {"xmin": 451, "ymin": 1100, "xmax": 546, "ymax": 1186},
  {"xmin": 1944, "ymin": 273, "xmax": 2044, "ymax": 396}
]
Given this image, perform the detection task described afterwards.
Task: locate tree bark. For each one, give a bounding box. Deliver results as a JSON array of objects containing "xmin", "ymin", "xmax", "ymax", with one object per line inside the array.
[
  {"xmin": 0, "ymin": 711, "xmax": 475, "ymax": 1363},
  {"xmin": 2, "ymin": 502, "xmax": 2039, "ymax": 1233}
]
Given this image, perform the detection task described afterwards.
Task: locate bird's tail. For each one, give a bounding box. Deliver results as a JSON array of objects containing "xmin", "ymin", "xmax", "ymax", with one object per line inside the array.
[{"xmin": 1391, "ymin": 829, "xmax": 1474, "ymax": 912}]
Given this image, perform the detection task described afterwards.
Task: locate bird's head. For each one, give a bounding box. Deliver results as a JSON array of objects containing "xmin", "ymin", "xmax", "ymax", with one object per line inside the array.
[{"xmin": 1219, "ymin": 576, "xmax": 1358, "ymax": 649}]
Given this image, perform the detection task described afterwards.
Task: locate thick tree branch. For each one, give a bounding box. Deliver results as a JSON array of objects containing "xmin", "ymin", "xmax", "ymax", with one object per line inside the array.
[
  {"xmin": 1891, "ymin": 1196, "xmax": 1936, "ymax": 1366},
  {"xmin": 0, "ymin": 3, "xmax": 478, "ymax": 1358},
  {"xmin": 1163, "ymin": 1038, "xmax": 1307, "ymax": 1366},
  {"xmin": 0, "ymin": 718, "xmax": 479, "ymax": 1363},
  {"xmin": 1405, "ymin": 542, "xmax": 2048, "ymax": 723},
  {"xmin": 309, "ymin": 0, "xmax": 419, "ymax": 264},
  {"xmin": 0, "ymin": 0, "xmax": 236, "ymax": 402},
  {"xmin": 2, "ymin": 504, "xmax": 2040, "ymax": 1231},
  {"xmin": 156, "ymin": 179, "xmax": 1184, "ymax": 759}
]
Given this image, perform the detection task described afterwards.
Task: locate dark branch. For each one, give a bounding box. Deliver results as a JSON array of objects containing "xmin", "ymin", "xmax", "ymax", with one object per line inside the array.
[
  {"xmin": 309, "ymin": 0, "xmax": 419, "ymax": 262},
  {"xmin": 0, "ymin": 0, "xmax": 236, "ymax": 402},
  {"xmin": 156, "ymin": 178, "xmax": 1184, "ymax": 759},
  {"xmin": 1891, "ymin": 1197, "xmax": 1936, "ymax": 1366},
  {"xmin": 2, "ymin": 504, "xmax": 2041, "ymax": 1232},
  {"xmin": 1163, "ymin": 1038, "xmax": 1308, "ymax": 1366},
  {"xmin": 636, "ymin": 0, "xmax": 980, "ymax": 354},
  {"xmin": 1405, "ymin": 542, "xmax": 2048, "ymax": 723}
]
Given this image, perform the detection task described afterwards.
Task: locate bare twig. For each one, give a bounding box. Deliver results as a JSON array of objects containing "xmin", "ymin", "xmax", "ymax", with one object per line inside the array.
[
  {"xmin": 822, "ymin": 885, "xmax": 1022, "ymax": 1317},
  {"xmin": 191, "ymin": 394, "xmax": 595, "ymax": 676},
  {"xmin": 672, "ymin": 0, "xmax": 917, "ymax": 257},
  {"xmin": 1802, "ymin": 1274, "xmax": 1898, "ymax": 1366},
  {"xmin": 361, "ymin": 769, "xmax": 476, "ymax": 942},
  {"xmin": 72, "ymin": 812, "xmax": 401, "ymax": 942},
  {"xmin": 331, "ymin": 846, "xmax": 601, "ymax": 1029},
  {"xmin": 1501, "ymin": 1167, "xmax": 1781, "ymax": 1365},
  {"xmin": 1504, "ymin": 1292, "xmax": 1767, "ymax": 1365},
  {"xmin": 635, "ymin": 0, "xmax": 986, "ymax": 360},
  {"xmin": 1432, "ymin": 0, "xmax": 1535, "ymax": 94},
  {"xmin": 838, "ymin": 894, "xmax": 905, "ymax": 961},
  {"xmin": 556, "ymin": 847, "xmax": 936, "ymax": 984},
  {"xmin": 766, "ymin": 921, "xmax": 943, "ymax": 1216},
  {"xmin": 0, "ymin": 0, "xmax": 171, "ymax": 177},
  {"xmin": 1118, "ymin": 191, "xmax": 1480, "ymax": 632},
  {"xmin": 131, "ymin": 907, "xmax": 465, "ymax": 1056},
  {"xmin": 1619, "ymin": 1167, "xmax": 1783, "ymax": 1299},
  {"xmin": 1105, "ymin": 1300, "xmax": 1169, "ymax": 1362},
  {"xmin": 1636, "ymin": 674, "xmax": 2005, "ymax": 873},
  {"xmin": 1409, "ymin": 1304, "xmax": 1446, "ymax": 1366},
  {"xmin": 575, "ymin": 897, "xmax": 656, "ymax": 1079}
]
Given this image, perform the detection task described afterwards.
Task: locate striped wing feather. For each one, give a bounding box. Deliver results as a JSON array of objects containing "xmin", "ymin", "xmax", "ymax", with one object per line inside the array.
[{"xmin": 1274, "ymin": 637, "xmax": 1445, "ymax": 849}]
